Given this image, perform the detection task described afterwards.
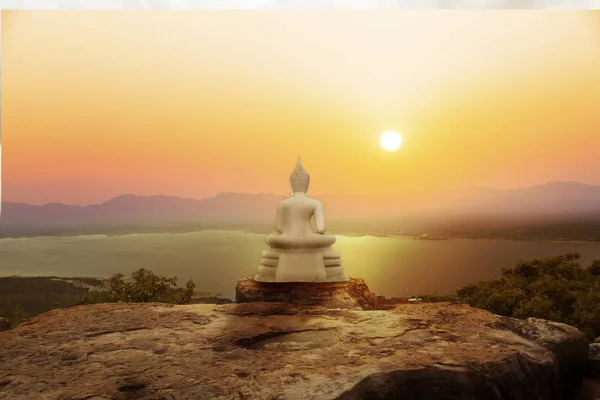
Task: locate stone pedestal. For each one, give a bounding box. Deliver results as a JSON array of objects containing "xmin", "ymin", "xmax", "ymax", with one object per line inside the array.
[{"xmin": 235, "ymin": 277, "xmax": 379, "ymax": 310}]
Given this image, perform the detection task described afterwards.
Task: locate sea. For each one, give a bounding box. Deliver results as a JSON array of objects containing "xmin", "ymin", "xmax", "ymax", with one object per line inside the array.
[{"xmin": 1, "ymin": 230, "xmax": 600, "ymax": 300}]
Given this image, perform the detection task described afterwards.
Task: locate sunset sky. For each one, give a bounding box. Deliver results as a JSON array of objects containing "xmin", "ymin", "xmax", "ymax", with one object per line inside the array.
[{"xmin": 2, "ymin": 10, "xmax": 600, "ymax": 205}]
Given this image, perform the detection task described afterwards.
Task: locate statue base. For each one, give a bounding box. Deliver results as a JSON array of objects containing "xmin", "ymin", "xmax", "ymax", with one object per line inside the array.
[{"xmin": 235, "ymin": 277, "xmax": 379, "ymax": 310}]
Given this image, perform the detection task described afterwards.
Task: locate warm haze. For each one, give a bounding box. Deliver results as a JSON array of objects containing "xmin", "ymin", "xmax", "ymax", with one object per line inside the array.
[{"xmin": 2, "ymin": 10, "xmax": 600, "ymax": 206}]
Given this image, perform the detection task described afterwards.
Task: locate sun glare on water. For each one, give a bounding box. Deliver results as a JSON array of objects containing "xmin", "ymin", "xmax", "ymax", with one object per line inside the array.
[{"xmin": 380, "ymin": 131, "xmax": 403, "ymax": 152}]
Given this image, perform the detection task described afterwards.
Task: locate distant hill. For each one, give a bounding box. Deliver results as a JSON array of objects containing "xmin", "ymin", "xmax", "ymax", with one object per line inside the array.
[
  {"xmin": 439, "ymin": 181, "xmax": 600, "ymax": 217},
  {"xmin": 0, "ymin": 192, "xmax": 414, "ymax": 226},
  {"xmin": 0, "ymin": 193, "xmax": 284, "ymax": 225},
  {"xmin": 1, "ymin": 182, "xmax": 599, "ymax": 238}
]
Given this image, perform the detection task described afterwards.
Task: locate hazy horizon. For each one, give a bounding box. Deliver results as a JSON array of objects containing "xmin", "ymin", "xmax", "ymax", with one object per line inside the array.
[
  {"xmin": 0, "ymin": 179, "xmax": 598, "ymax": 207},
  {"xmin": 2, "ymin": 10, "xmax": 600, "ymax": 207}
]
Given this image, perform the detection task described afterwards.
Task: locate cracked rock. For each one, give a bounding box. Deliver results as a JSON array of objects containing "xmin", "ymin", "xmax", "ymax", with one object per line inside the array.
[{"xmin": 0, "ymin": 301, "xmax": 589, "ymax": 400}]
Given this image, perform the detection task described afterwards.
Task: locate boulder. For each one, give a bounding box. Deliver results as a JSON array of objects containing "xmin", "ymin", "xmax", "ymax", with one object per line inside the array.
[
  {"xmin": 235, "ymin": 277, "xmax": 379, "ymax": 310},
  {"xmin": 0, "ymin": 302, "xmax": 589, "ymax": 400}
]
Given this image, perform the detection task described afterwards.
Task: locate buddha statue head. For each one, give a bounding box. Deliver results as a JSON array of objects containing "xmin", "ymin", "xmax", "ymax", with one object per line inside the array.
[{"xmin": 290, "ymin": 156, "xmax": 310, "ymax": 194}]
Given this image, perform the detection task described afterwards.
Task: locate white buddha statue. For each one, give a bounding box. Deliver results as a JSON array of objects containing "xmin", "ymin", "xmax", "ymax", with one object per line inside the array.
[{"xmin": 255, "ymin": 157, "xmax": 349, "ymax": 283}]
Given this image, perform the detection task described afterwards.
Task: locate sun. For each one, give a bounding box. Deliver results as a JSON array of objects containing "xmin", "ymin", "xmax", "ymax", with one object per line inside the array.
[{"xmin": 380, "ymin": 131, "xmax": 403, "ymax": 151}]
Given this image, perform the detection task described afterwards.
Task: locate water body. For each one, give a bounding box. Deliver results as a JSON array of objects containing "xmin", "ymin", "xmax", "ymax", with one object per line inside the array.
[{"xmin": 1, "ymin": 230, "xmax": 600, "ymax": 300}]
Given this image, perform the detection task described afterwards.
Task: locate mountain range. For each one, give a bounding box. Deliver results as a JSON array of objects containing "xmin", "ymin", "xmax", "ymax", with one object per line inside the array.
[
  {"xmin": 1, "ymin": 181, "xmax": 599, "ymax": 227},
  {"xmin": 438, "ymin": 181, "xmax": 600, "ymax": 216}
]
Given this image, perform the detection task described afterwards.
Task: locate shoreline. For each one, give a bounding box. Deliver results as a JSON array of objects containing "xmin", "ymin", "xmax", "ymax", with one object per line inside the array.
[{"xmin": 0, "ymin": 228, "xmax": 598, "ymax": 244}]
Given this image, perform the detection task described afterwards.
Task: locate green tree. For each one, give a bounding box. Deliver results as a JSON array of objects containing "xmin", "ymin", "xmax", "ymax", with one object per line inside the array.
[
  {"xmin": 589, "ymin": 259, "xmax": 600, "ymax": 276},
  {"xmin": 457, "ymin": 253, "xmax": 600, "ymax": 341},
  {"xmin": 84, "ymin": 268, "xmax": 195, "ymax": 305}
]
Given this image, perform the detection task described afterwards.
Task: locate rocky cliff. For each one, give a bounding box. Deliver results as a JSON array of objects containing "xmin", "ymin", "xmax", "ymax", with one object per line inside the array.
[{"xmin": 0, "ymin": 302, "xmax": 590, "ymax": 400}]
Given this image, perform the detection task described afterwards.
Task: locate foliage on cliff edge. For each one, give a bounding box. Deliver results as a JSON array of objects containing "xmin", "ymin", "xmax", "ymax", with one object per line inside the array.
[
  {"xmin": 457, "ymin": 253, "xmax": 600, "ymax": 340},
  {"xmin": 83, "ymin": 268, "xmax": 195, "ymax": 305}
]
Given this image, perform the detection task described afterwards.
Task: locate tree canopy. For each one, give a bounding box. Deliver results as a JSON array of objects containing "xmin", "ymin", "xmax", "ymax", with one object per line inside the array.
[
  {"xmin": 84, "ymin": 268, "xmax": 195, "ymax": 305},
  {"xmin": 456, "ymin": 253, "xmax": 600, "ymax": 341}
]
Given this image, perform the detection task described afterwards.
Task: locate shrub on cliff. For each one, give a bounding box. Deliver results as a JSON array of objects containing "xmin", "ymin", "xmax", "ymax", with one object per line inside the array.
[
  {"xmin": 457, "ymin": 253, "xmax": 600, "ymax": 340},
  {"xmin": 84, "ymin": 268, "xmax": 195, "ymax": 305}
]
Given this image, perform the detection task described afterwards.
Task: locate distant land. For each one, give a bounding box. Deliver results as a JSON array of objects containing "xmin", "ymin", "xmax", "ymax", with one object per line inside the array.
[{"xmin": 1, "ymin": 181, "xmax": 600, "ymax": 240}]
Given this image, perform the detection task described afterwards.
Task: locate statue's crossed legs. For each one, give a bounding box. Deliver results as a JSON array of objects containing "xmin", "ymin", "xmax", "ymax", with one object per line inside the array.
[{"xmin": 255, "ymin": 248, "xmax": 348, "ymax": 282}]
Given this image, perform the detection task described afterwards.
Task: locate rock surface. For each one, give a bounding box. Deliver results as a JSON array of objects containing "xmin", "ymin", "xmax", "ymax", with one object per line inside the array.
[
  {"xmin": 236, "ymin": 277, "xmax": 379, "ymax": 310},
  {"xmin": 577, "ymin": 378, "xmax": 600, "ymax": 400},
  {"xmin": 588, "ymin": 343, "xmax": 600, "ymax": 379},
  {"xmin": 0, "ymin": 302, "xmax": 589, "ymax": 400}
]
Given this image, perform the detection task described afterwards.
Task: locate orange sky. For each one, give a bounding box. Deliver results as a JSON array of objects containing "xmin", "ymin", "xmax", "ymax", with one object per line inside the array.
[{"xmin": 2, "ymin": 10, "xmax": 600, "ymax": 205}]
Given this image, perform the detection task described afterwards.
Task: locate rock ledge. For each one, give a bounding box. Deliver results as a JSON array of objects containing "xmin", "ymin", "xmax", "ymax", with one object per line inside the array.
[{"xmin": 0, "ymin": 302, "xmax": 590, "ymax": 400}]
